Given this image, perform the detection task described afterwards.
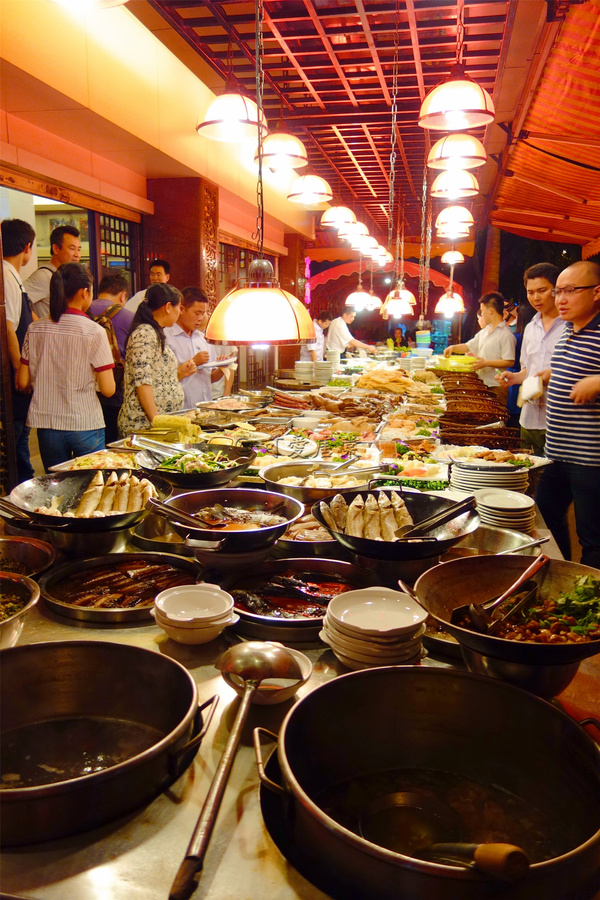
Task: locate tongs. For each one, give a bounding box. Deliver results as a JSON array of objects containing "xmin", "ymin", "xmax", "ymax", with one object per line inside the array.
[
  {"xmin": 132, "ymin": 435, "xmax": 180, "ymax": 460},
  {"xmin": 146, "ymin": 497, "xmax": 229, "ymax": 530},
  {"xmin": 395, "ymin": 496, "xmax": 476, "ymax": 539},
  {"xmin": 450, "ymin": 554, "xmax": 550, "ymax": 630}
]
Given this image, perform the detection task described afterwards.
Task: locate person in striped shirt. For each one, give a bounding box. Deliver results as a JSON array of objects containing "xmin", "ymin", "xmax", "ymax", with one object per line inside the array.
[
  {"xmin": 535, "ymin": 260, "xmax": 600, "ymax": 567},
  {"xmin": 19, "ymin": 263, "xmax": 116, "ymax": 472}
]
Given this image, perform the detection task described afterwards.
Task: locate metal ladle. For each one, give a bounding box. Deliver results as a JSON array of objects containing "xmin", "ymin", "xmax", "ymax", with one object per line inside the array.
[{"xmin": 169, "ymin": 641, "xmax": 304, "ymax": 900}]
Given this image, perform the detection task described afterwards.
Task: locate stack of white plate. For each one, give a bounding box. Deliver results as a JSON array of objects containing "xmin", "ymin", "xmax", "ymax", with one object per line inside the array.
[
  {"xmin": 314, "ymin": 361, "xmax": 335, "ymax": 384},
  {"xmin": 473, "ymin": 489, "xmax": 536, "ymax": 534},
  {"xmin": 450, "ymin": 465, "xmax": 529, "ymax": 494},
  {"xmin": 294, "ymin": 361, "xmax": 314, "ymax": 383},
  {"xmin": 320, "ymin": 586, "xmax": 427, "ymax": 671}
]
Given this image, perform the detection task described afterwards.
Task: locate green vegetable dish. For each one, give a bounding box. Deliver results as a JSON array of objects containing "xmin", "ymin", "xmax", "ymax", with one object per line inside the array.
[
  {"xmin": 157, "ymin": 450, "xmax": 239, "ymax": 474},
  {"xmin": 0, "ymin": 593, "xmax": 27, "ymax": 622}
]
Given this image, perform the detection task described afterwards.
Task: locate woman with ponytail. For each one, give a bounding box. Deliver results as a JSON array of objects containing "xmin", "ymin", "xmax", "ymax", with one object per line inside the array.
[
  {"xmin": 18, "ymin": 262, "xmax": 116, "ymax": 471},
  {"xmin": 117, "ymin": 283, "xmax": 195, "ymax": 436}
]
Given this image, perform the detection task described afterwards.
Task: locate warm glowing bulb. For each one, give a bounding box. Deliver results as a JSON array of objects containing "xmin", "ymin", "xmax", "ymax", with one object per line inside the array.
[
  {"xmin": 419, "ymin": 75, "xmax": 495, "ymax": 131},
  {"xmin": 197, "ymin": 93, "xmax": 267, "ymax": 143},
  {"xmin": 441, "ymin": 250, "xmax": 465, "ymax": 265},
  {"xmin": 320, "ymin": 206, "xmax": 356, "ymax": 228},
  {"xmin": 427, "ymin": 134, "xmax": 487, "ymax": 171},
  {"xmin": 257, "ymin": 131, "xmax": 308, "ymax": 171},
  {"xmin": 431, "ymin": 170, "xmax": 479, "ymax": 200},
  {"xmin": 287, "ymin": 174, "xmax": 333, "ymax": 205},
  {"xmin": 338, "ymin": 220, "xmax": 368, "ymax": 240}
]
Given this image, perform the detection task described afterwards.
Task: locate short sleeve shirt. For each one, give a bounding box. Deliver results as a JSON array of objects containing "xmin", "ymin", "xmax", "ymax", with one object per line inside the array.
[
  {"xmin": 518, "ymin": 314, "xmax": 566, "ymax": 430},
  {"xmin": 466, "ymin": 321, "xmax": 516, "ymax": 386},
  {"xmin": 23, "ymin": 264, "xmax": 56, "ymax": 319},
  {"xmin": 326, "ymin": 317, "xmax": 353, "ymax": 352},
  {"xmin": 165, "ymin": 322, "xmax": 215, "ymax": 406},
  {"xmin": 3, "ymin": 260, "xmax": 23, "ymax": 327}
]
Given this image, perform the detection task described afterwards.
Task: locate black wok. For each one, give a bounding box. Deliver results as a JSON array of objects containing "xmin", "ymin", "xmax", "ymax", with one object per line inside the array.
[
  {"xmin": 161, "ymin": 487, "xmax": 303, "ymax": 552},
  {"xmin": 312, "ymin": 488, "xmax": 480, "ymax": 561},
  {"xmin": 414, "ymin": 555, "xmax": 600, "ymax": 667},
  {"xmin": 135, "ymin": 442, "xmax": 256, "ymax": 488},
  {"xmin": 4, "ymin": 470, "xmax": 172, "ymax": 533}
]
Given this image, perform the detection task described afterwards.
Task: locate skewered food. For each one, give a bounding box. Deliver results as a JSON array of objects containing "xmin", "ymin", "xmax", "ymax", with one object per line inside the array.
[
  {"xmin": 34, "ymin": 472, "xmax": 157, "ymax": 518},
  {"xmin": 320, "ymin": 491, "xmax": 413, "ymax": 542}
]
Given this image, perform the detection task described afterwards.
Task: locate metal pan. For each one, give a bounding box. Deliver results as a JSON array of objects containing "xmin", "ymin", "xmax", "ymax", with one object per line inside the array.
[
  {"xmin": 5, "ymin": 470, "xmax": 172, "ymax": 533},
  {"xmin": 38, "ymin": 552, "xmax": 203, "ymax": 623},
  {"xmin": 312, "ymin": 488, "xmax": 480, "ymax": 561},
  {"xmin": 158, "ymin": 488, "xmax": 304, "ymax": 553},
  {"xmin": 261, "ymin": 460, "xmax": 374, "ymax": 504},
  {"xmin": 135, "ymin": 443, "xmax": 256, "ymax": 488}
]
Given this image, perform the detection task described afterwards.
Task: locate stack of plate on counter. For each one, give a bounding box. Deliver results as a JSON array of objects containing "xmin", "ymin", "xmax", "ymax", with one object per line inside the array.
[
  {"xmin": 450, "ymin": 463, "xmax": 529, "ymax": 494},
  {"xmin": 473, "ymin": 489, "xmax": 536, "ymax": 534},
  {"xmin": 294, "ymin": 360, "xmax": 315, "ymax": 383},
  {"xmin": 314, "ymin": 361, "xmax": 335, "ymax": 384},
  {"xmin": 320, "ymin": 587, "xmax": 427, "ymax": 671}
]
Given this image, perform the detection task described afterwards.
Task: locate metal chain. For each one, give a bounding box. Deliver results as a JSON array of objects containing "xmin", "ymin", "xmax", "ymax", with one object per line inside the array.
[
  {"xmin": 387, "ymin": 0, "xmax": 401, "ymax": 257},
  {"xmin": 418, "ymin": 165, "xmax": 427, "ymax": 316},
  {"xmin": 456, "ymin": 3, "xmax": 465, "ymax": 65},
  {"xmin": 253, "ymin": 0, "xmax": 265, "ymax": 256}
]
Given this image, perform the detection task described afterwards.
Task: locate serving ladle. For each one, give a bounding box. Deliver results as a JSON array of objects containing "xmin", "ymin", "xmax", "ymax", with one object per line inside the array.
[{"xmin": 170, "ymin": 641, "xmax": 303, "ymax": 900}]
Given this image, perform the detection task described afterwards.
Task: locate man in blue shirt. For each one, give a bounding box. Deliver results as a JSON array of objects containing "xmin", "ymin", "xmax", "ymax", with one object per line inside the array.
[{"xmin": 536, "ymin": 260, "xmax": 600, "ymax": 567}]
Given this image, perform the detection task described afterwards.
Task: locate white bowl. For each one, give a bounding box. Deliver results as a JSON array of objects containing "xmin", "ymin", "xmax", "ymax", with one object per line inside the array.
[
  {"xmin": 324, "ymin": 617, "xmax": 425, "ymax": 651},
  {"xmin": 152, "ymin": 610, "xmax": 239, "ymax": 644},
  {"xmin": 155, "ymin": 584, "xmax": 234, "ymax": 622},
  {"xmin": 473, "ymin": 489, "xmax": 535, "ymax": 511},
  {"xmin": 413, "ymin": 347, "xmax": 434, "ymax": 357},
  {"xmin": 153, "ymin": 605, "xmax": 234, "ymax": 630},
  {"xmin": 291, "ymin": 417, "xmax": 322, "ymax": 430},
  {"xmin": 327, "ymin": 587, "xmax": 428, "ymax": 636},
  {"xmin": 320, "ymin": 628, "xmax": 424, "ymax": 664},
  {"xmin": 221, "ymin": 644, "xmax": 312, "ymax": 705}
]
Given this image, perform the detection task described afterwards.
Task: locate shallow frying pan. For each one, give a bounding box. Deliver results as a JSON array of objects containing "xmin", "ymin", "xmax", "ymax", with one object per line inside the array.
[
  {"xmin": 312, "ymin": 487, "xmax": 480, "ymax": 561},
  {"xmin": 3, "ymin": 470, "xmax": 172, "ymax": 533}
]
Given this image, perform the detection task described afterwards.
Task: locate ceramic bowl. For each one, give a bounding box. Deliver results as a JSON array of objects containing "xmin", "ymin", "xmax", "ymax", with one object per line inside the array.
[
  {"xmin": 151, "ymin": 608, "xmax": 239, "ymax": 644},
  {"xmin": 327, "ymin": 586, "xmax": 428, "ymax": 636},
  {"xmin": 221, "ymin": 645, "xmax": 312, "ymax": 705},
  {"xmin": 155, "ymin": 584, "xmax": 234, "ymax": 623}
]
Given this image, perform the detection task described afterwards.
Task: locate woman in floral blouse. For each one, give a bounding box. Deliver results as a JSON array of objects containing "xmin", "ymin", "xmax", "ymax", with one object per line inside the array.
[{"xmin": 118, "ymin": 284, "xmax": 196, "ymax": 436}]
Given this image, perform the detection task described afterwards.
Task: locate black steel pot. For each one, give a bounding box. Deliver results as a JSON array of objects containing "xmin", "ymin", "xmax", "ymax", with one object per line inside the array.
[
  {"xmin": 256, "ymin": 667, "xmax": 600, "ymax": 900},
  {"xmin": 0, "ymin": 641, "xmax": 216, "ymax": 846},
  {"xmin": 312, "ymin": 488, "xmax": 480, "ymax": 561},
  {"xmin": 135, "ymin": 442, "xmax": 256, "ymax": 488}
]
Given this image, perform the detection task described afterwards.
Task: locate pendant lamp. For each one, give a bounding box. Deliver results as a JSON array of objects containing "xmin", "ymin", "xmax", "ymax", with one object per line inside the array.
[
  {"xmin": 435, "ymin": 206, "xmax": 474, "ymax": 231},
  {"xmin": 419, "ymin": 65, "xmax": 495, "ymax": 131},
  {"xmin": 431, "ymin": 170, "xmax": 479, "ymax": 200},
  {"xmin": 346, "ymin": 255, "xmax": 370, "ymax": 312},
  {"xmin": 353, "ymin": 236, "xmax": 378, "ymax": 254},
  {"xmin": 320, "ymin": 206, "xmax": 356, "ymax": 229},
  {"xmin": 338, "ymin": 221, "xmax": 368, "ymax": 240},
  {"xmin": 436, "ymin": 225, "xmax": 471, "ymax": 240},
  {"xmin": 287, "ymin": 174, "xmax": 332, "ymax": 205},
  {"xmin": 441, "ymin": 249, "xmax": 465, "ymax": 265},
  {"xmin": 428, "ymin": 134, "xmax": 487, "ymax": 171},
  {"xmin": 197, "ymin": 87, "xmax": 268, "ymax": 143},
  {"xmin": 435, "ymin": 289, "xmax": 465, "ymax": 317},
  {"xmin": 205, "ymin": 4, "xmax": 314, "ymax": 346},
  {"xmin": 383, "ymin": 286, "xmax": 415, "ymax": 318},
  {"xmin": 257, "ymin": 129, "xmax": 308, "ymax": 172}
]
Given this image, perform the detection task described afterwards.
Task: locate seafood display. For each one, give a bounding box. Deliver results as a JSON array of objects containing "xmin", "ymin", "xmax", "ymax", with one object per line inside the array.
[
  {"xmin": 278, "ymin": 472, "xmax": 369, "ymax": 490},
  {"xmin": 33, "ymin": 471, "xmax": 157, "ymax": 518},
  {"xmin": 231, "ymin": 570, "xmax": 352, "ymax": 619},
  {"xmin": 319, "ymin": 491, "xmax": 413, "ymax": 540},
  {"xmin": 456, "ymin": 575, "xmax": 600, "ymax": 644},
  {"xmin": 191, "ymin": 504, "xmax": 287, "ymax": 531},
  {"xmin": 45, "ymin": 559, "xmax": 195, "ymax": 610},
  {"xmin": 281, "ymin": 513, "xmax": 334, "ymax": 542},
  {"xmin": 155, "ymin": 449, "xmax": 241, "ymax": 475}
]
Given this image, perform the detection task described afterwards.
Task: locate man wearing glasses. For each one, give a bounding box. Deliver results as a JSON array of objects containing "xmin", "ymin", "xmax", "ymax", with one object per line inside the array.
[{"xmin": 536, "ymin": 260, "xmax": 600, "ymax": 567}]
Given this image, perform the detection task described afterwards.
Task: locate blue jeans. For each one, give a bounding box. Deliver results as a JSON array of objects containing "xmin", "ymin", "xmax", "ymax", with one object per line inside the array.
[
  {"xmin": 37, "ymin": 428, "xmax": 105, "ymax": 472},
  {"xmin": 535, "ymin": 460, "xmax": 600, "ymax": 568},
  {"xmin": 13, "ymin": 418, "xmax": 34, "ymax": 484}
]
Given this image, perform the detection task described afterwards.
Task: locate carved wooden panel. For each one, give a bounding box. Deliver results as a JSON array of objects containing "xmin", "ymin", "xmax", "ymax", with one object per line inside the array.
[{"xmin": 200, "ymin": 180, "xmax": 218, "ymax": 305}]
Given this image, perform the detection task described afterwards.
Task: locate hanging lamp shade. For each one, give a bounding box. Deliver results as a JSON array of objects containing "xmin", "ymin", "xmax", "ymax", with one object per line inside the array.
[
  {"xmin": 345, "ymin": 288, "xmax": 371, "ymax": 311},
  {"xmin": 435, "ymin": 206, "xmax": 474, "ymax": 231},
  {"xmin": 354, "ymin": 236, "xmax": 379, "ymax": 255},
  {"xmin": 419, "ymin": 67, "xmax": 495, "ymax": 131},
  {"xmin": 287, "ymin": 174, "xmax": 333, "ymax": 205},
  {"xmin": 366, "ymin": 293, "xmax": 382, "ymax": 311},
  {"xmin": 197, "ymin": 90, "xmax": 268, "ymax": 143},
  {"xmin": 382, "ymin": 287, "xmax": 415, "ymax": 318},
  {"xmin": 431, "ymin": 170, "xmax": 479, "ymax": 200},
  {"xmin": 427, "ymin": 134, "xmax": 487, "ymax": 171},
  {"xmin": 320, "ymin": 206, "xmax": 356, "ymax": 229},
  {"xmin": 257, "ymin": 130, "xmax": 308, "ymax": 171},
  {"xmin": 436, "ymin": 225, "xmax": 471, "ymax": 241},
  {"xmin": 205, "ymin": 260, "xmax": 315, "ymax": 345},
  {"xmin": 441, "ymin": 249, "xmax": 465, "ymax": 265},
  {"xmin": 338, "ymin": 220, "xmax": 368, "ymax": 240},
  {"xmin": 435, "ymin": 290, "xmax": 465, "ymax": 317}
]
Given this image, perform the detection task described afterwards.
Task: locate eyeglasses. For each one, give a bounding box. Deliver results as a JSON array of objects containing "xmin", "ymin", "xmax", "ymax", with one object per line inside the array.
[{"xmin": 551, "ymin": 284, "xmax": 600, "ymax": 298}]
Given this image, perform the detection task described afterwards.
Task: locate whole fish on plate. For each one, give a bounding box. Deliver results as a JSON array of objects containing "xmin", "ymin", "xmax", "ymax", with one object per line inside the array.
[
  {"xmin": 346, "ymin": 495, "xmax": 365, "ymax": 538},
  {"xmin": 74, "ymin": 471, "xmax": 105, "ymax": 517}
]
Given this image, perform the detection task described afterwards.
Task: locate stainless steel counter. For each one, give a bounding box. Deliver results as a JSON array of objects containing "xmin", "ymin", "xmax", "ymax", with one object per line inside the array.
[{"xmin": 0, "ymin": 514, "xmax": 567, "ymax": 900}]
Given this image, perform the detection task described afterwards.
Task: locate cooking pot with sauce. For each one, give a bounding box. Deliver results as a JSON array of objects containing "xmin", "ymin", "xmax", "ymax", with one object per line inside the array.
[
  {"xmin": 256, "ymin": 667, "xmax": 600, "ymax": 899},
  {"xmin": 0, "ymin": 642, "xmax": 215, "ymax": 846}
]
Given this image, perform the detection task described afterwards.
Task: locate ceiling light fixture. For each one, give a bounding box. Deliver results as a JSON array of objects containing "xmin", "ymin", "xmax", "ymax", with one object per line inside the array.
[
  {"xmin": 435, "ymin": 206, "xmax": 474, "ymax": 231},
  {"xmin": 427, "ymin": 133, "xmax": 487, "ymax": 171},
  {"xmin": 353, "ymin": 236, "xmax": 379, "ymax": 255},
  {"xmin": 441, "ymin": 249, "xmax": 465, "ymax": 265},
  {"xmin": 205, "ymin": 0, "xmax": 314, "ymax": 346},
  {"xmin": 338, "ymin": 220, "xmax": 368, "ymax": 240},
  {"xmin": 287, "ymin": 173, "xmax": 332, "ymax": 205},
  {"xmin": 320, "ymin": 206, "xmax": 356, "ymax": 229},
  {"xmin": 431, "ymin": 169, "xmax": 479, "ymax": 200},
  {"xmin": 345, "ymin": 254, "xmax": 371, "ymax": 312},
  {"xmin": 257, "ymin": 128, "xmax": 308, "ymax": 172},
  {"xmin": 419, "ymin": 9, "xmax": 495, "ymax": 131},
  {"xmin": 435, "ymin": 289, "xmax": 465, "ymax": 317}
]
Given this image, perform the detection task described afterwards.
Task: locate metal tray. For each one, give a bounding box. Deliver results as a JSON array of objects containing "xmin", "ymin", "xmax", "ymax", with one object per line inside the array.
[{"xmin": 39, "ymin": 552, "xmax": 202, "ymax": 623}]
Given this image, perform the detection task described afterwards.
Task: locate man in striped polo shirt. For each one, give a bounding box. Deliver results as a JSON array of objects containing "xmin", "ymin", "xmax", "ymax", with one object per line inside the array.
[{"xmin": 536, "ymin": 260, "xmax": 600, "ymax": 568}]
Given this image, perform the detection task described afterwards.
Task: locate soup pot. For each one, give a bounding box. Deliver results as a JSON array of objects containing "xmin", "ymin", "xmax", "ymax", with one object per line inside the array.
[
  {"xmin": 1, "ymin": 641, "xmax": 216, "ymax": 846},
  {"xmin": 256, "ymin": 667, "xmax": 600, "ymax": 900}
]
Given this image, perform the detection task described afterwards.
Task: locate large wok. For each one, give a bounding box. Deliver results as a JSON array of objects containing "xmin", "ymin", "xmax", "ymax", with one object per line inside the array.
[
  {"xmin": 0, "ymin": 641, "xmax": 216, "ymax": 846},
  {"xmin": 256, "ymin": 666, "xmax": 600, "ymax": 900},
  {"xmin": 135, "ymin": 442, "xmax": 256, "ymax": 488},
  {"xmin": 159, "ymin": 487, "xmax": 303, "ymax": 552},
  {"xmin": 2, "ymin": 470, "xmax": 172, "ymax": 533},
  {"xmin": 312, "ymin": 488, "xmax": 480, "ymax": 561}
]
